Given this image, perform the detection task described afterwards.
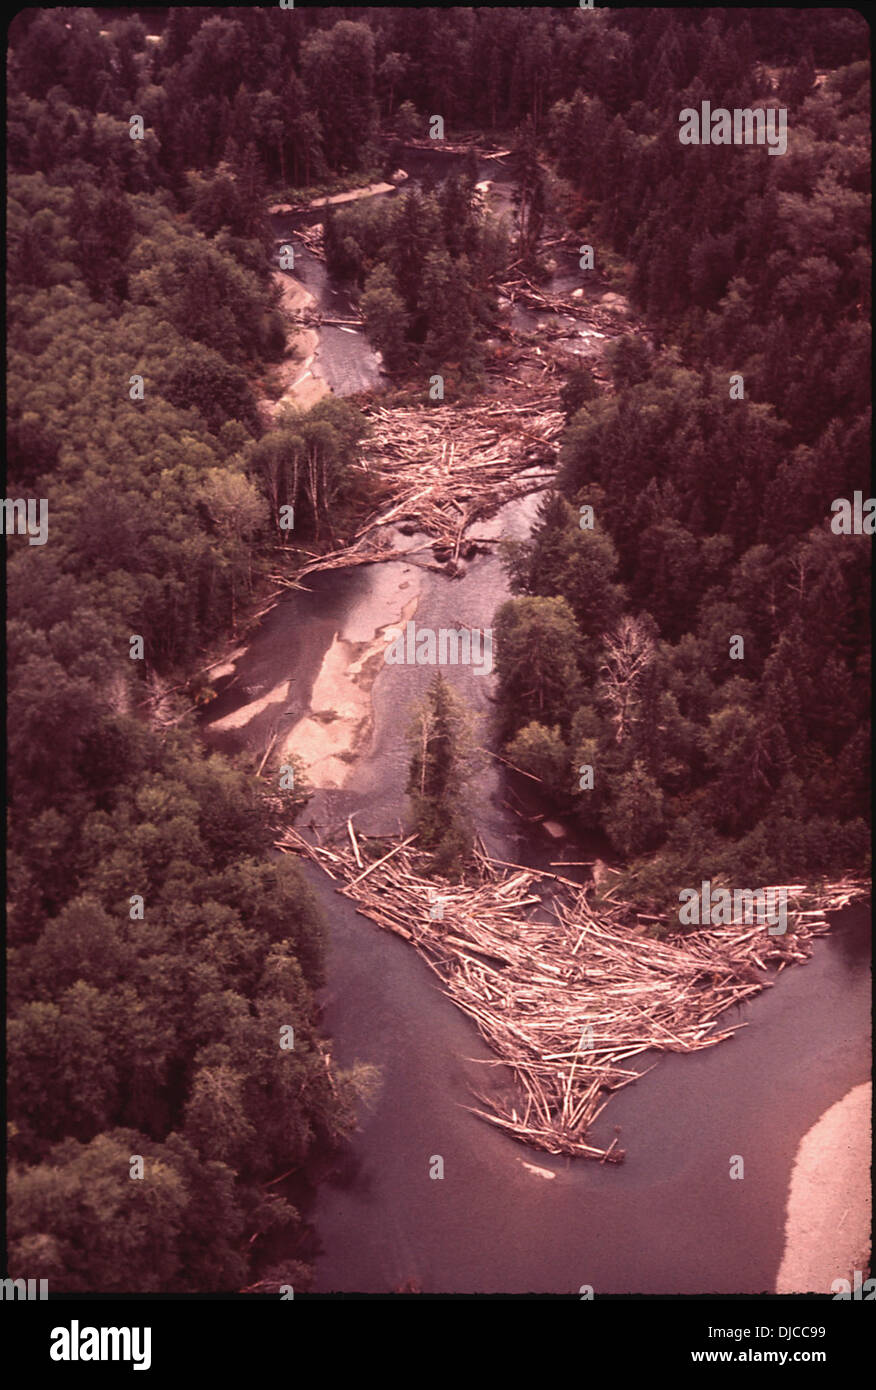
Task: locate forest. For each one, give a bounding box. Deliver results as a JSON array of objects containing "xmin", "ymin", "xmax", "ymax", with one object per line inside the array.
[
  {"xmin": 492, "ymin": 12, "xmax": 870, "ymax": 909},
  {"xmin": 5, "ymin": 5, "xmax": 871, "ymax": 1291}
]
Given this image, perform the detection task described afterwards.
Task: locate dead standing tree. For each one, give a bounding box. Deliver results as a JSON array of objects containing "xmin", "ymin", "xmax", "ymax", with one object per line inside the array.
[{"xmin": 598, "ymin": 615, "xmax": 656, "ymax": 744}]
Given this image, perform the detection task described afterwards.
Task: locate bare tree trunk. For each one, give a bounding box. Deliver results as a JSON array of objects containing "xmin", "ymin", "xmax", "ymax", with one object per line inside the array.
[{"xmin": 599, "ymin": 616, "xmax": 655, "ymax": 745}]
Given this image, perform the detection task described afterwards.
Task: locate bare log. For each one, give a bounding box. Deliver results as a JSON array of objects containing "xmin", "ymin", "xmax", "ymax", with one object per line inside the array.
[{"xmin": 275, "ymin": 826, "xmax": 870, "ymax": 1162}]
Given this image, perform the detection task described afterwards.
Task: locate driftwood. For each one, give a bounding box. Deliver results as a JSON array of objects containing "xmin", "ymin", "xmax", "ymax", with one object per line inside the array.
[
  {"xmin": 277, "ymin": 825, "xmax": 869, "ymax": 1162},
  {"xmin": 354, "ymin": 394, "xmax": 562, "ymax": 541},
  {"xmin": 499, "ymin": 274, "xmax": 637, "ymax": 337},
  {"xmin": 255, "ymin": 733, "xmax": 278, "ymax": 778},
  {"xmin": 273, "ymin": 392, "xmax": 564, "ymax": 584},
  {"xmin": 394, "ymin": 136, "xmax": 504, "ymax": 156},
  {"xmin": 294, "ymin": 222, "xmax": 326, "ymax": 260},
  {"xmin": 298, "ymin": 313, "xmax": 363, "ymax": 329}
]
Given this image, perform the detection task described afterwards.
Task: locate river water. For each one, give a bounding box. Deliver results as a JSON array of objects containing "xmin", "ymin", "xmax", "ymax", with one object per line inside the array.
[
  {"xmin": 268, "ymin": 147, "xmax": 607, "ymax": 399},
  {"xmin": 204, "ymin": 507, "xmax": 870, "ymax": 1295},
  {"xmin": 305, "ymin": 882, "xmax": 868, "ymax": 1294},
  {"xmin": 206, "ymin": 155, "xmax": 870, "ymax": 1293}
]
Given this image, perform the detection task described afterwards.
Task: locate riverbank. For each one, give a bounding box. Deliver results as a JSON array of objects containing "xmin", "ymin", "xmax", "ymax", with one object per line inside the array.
[
  {"xmin": 278, "ymin": 589, "xmax": 421, "ymax": 788},
  {"xmin": 775, "ymin": 1082, "xmax": 872, "ymax": 1293},
  {"xmin": 303, "ymin": 875, "xmax": 871, "ymax": 1292},
  {"xmin": 190, "ymin": 168, "xmax": 871, "ymax": 1287},
  {"xmin": 259, "ymin": 270, "xmax": 331, "ymax": 416},
  {"xmin": 267, "ymin": 167, "xmax": 392, "ymax": 216}
]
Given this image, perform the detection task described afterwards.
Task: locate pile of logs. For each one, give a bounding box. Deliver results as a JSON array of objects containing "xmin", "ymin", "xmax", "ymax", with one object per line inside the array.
[
  {"xmin": 354, "ymin": 394, "xmax": 563, "ymax": 542},
  {"xmin": 294, "ymin": 222, "xmax": 326, "ymax": 260},
  {"xmin": 276, "ymin": 824, "xmax": 869, "ymax": 1161},
  {"xmin": 297, "ymin": 309, "xmax": 363, "ymax": 329},
  {"xmin": 394, "ymin": 136, "xmax": 510, "ymax": 157},
  {"xmin": 500, "ymin": 273, "xmax": 634, "ymax": 337},
  {"xmin": 274, "ymin": 393, "xmax": 564, "ymax": 584}
]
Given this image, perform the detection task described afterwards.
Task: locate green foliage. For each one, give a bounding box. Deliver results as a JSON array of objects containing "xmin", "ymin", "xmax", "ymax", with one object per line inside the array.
[
  {"xmin": 406, "ymin": 674, "xmax": 475, "ymax": 875},
  {"xmin": 503, "ymin": 492, "xmax": 626, "ymax": 647},
  {"xmin": 604, "ymin": 334, "xmax": 652, "ymax": 390},
  {"xmin": 301, "ymin": 21, "xmax": 379, "ymax": 173},
  {"xmin": 165, "ymin": 344, "xmax": 260, "ymax": 434},
  {"xmin": 129, "ymin": 235, "xmax": 270, "ymax": 364},
  {"xmin": 394, "ymin": 100, "xmax": 421, "ymax": 140},
  {"xmin": 602, "ymin": 760, "xmax": 666, "ymax": 859},
  {"xmin": 506, "ymin": 723, "xmax": 570, "ymax": 800},
  {"xmin": 511, "ymin": 117, "xmax": 546, "ymax": 268},
  {"xmin": 494, "ymin": 596, "xmax": 583, "ymax": 738},
  {"xmin": 493, "ymin": 22, "xmax": 868, "ymax": 889},
  {"xmin": 8, "ymin": 1131, "xmax": 248, "ymax": 1293},
  {"xmin": 360, "ymin": 265, "xmax": 410, "ymax": 372},
  {"xmin": 256, "ymin": 397, "xmax": 367, "ymax": 541},
  {"xmin": 325, "ymin": 178, "xmax": 496, "ymax": 380},
  {"xmin": 6, "ymin": 84, "xmax": 355, "ymax": 1289},
  {"xmin": 560, "ymin": 362, "xmax": 600, "ymax": 422},
  {"xmin": 5, "ymin": 1, "xmax": 870, "ymax": 1290}
]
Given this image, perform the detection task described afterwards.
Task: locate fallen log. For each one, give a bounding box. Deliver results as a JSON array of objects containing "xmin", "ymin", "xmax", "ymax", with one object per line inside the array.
[
  {"xmin": 273, "ymin": 393, "xmax": 564, "ymax": 583},
  {"xmin": 275, "ymin": 826, "xmax": 870, "ymax": 1162}
]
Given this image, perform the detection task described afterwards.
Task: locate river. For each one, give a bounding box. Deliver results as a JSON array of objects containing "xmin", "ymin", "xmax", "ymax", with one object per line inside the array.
[
  {"xmin": 204, "ymin": 153, "xmax": 870, "ymax": 1294},
  {"xmin": 204, "ymin": 503, "xmax": 870, "ymax": 1295}
]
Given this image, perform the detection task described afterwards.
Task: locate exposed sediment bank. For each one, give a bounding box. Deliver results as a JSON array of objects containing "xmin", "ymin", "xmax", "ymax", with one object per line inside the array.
[
  {"xmin": 775, "ymin": 1082, "xmax": 872, "ymax": 1293},
  {"xmin": 259, "ymin": 270, "xmax": 331, "ymax": 416},
  {"xmin": 269, "ymin": 181, "xmax": 396, "ymax": 217},
  {"xmin": 279, "ymin": 592, "xmax": 420, "ymax": 787},
  {"xmin": 208, "ymin": 678, "xmax": 292, "ymax": 732}
]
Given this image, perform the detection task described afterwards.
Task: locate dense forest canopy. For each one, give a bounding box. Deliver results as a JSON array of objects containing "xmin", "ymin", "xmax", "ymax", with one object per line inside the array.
[
  {"xmin": 488, "ymin": 12, "xmax": 870, "ymax": 906},
  {"xmin": 5, "ymin": 6, "xmax": 871, "ymax": 1291}
]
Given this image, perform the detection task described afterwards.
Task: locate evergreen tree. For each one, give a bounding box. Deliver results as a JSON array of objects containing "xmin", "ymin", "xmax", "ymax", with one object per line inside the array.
[{"xmin": 406, "ymin": 674, "xmax": 474, "ymax": 874}]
